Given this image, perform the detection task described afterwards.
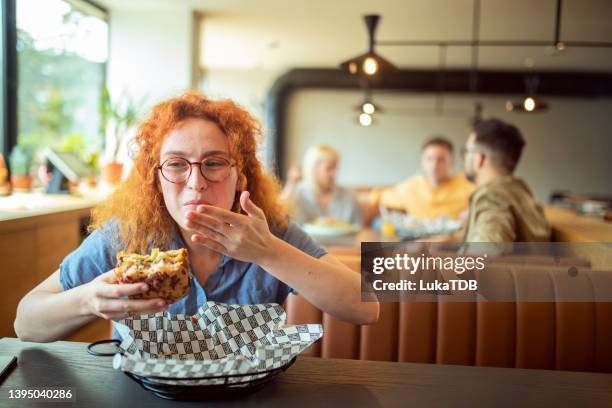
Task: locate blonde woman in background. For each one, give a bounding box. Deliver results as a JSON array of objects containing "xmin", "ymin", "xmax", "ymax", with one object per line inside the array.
[{"xmin": 281, "ymin": 145, "xmax": 362, "ymax": 227}]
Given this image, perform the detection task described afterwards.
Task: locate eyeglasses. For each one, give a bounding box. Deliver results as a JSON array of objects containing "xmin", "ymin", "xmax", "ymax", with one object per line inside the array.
[{"xmin": 157, "ymin": 156, "xmax": 236, "ymax": 184}]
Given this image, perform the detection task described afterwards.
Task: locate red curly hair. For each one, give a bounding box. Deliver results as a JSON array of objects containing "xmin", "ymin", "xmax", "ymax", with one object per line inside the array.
[{"xmin": 90, "ymin": 92, "xmax": 287, "ymax": 253}]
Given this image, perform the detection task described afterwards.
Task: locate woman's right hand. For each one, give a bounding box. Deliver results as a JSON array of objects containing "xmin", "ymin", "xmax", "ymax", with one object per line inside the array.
[{"xmin": 83, "ymin": 270, "xmax": 167, "ymax": 320}]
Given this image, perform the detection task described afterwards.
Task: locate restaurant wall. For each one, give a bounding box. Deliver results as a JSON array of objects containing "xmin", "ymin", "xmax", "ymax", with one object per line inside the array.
[
  {"xmin": 286, "ymin": 89, "xmax": 612, "ymax": 202},
  {"xmin": 105, "ymin": 7, "xmax": 193, "ymax": 167},
  {"xmin": 201, "ymin": 68, "xmax": 283, "ymax": 169},
  {"xmin": 201, "ymin": 69, "xmax": 281, "ymax": 118},
  {"xmin": 106, "ymin": 8, "xmax": 193, "ymax": 105}
]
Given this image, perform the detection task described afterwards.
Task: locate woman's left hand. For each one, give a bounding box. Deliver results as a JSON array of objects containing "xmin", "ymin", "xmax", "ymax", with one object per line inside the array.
[{"xmin": 185, "ymin": 191, "xmax": 277, "ymax": 264}]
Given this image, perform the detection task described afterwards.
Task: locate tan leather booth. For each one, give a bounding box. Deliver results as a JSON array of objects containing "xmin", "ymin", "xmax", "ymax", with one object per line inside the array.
[{"xmin": 285, "ymin": 254, "xmax": 612, "ymax": 373}]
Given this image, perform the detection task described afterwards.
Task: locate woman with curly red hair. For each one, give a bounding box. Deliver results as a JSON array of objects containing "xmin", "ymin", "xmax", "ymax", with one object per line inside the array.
[{"xmin": 15, "ymin": 92, "xmax": 379, "ymax": 342}]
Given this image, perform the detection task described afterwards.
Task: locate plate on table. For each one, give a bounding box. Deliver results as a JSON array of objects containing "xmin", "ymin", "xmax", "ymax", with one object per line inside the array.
[
  {"xmin": 303, "ymin": 218, "xmax": 359, "ymax": 237},
  {"xmin": 391, "ymin": 216, "xmax": 462, "ymax": 241}
]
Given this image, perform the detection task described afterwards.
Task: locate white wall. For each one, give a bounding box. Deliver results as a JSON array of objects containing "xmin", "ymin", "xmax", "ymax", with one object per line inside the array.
[
  {"xmin": 105, "ymin": 8, "xmax": 193, "ymax": 164},
  {"xmin": 200, "ymin": 68, "xmax": 283, "ymax": 170},
  {"xmin": 286, "ymin": 90, "xmax": 612, "ymax": 202},
  {"xmin": 200, "ymin": 68, "xmax": 280, "ymax": 122},
  {"xmin": 107, "ymin": 8, "xmax": 193, "ymax": 104}
]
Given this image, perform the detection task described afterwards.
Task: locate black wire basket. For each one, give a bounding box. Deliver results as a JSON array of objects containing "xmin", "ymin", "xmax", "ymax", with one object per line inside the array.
[
  {"xmin": 125, "ymin": 357, "xmax": 296, "ymax": 401},
  {"xmin": 88, "ymin": 339, "xmax": 297, "ymax": 401}
]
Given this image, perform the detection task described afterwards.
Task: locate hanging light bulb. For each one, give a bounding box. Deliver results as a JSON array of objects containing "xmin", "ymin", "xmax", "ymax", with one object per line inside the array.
[
  {"xmin": 359, "ymin": 113, "xmax": 373, "ymax": 126},
  {"xmin": 363, "ymin": 57, "xmax": 378, "ymax": 75},
  {"xmin": 353, "ymin": 88, "xmax": 383, "ymax": 118},
  {"xmin": 523, "ymin": 97, "xmax": 536, "ymax": 112},
  {"xmin": 348, "ymin": 62, "xmax": 358, "ymax": 74},
  {"xmin": 362, "ymin": 102, "xmax": 375, "ymax": 114},
  {"xmin": 506, "ymin": 75, "xmax": 549, "ymax": 113},
  {"xmin": 506, "ymin": 96, "xmax": 549, "ymax": 113}
]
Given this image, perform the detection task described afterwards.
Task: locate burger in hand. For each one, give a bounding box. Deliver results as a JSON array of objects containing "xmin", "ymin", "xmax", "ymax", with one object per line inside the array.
[{"xmin": 115, "ymin": 248, "xmax": 190, "ymax": 304}]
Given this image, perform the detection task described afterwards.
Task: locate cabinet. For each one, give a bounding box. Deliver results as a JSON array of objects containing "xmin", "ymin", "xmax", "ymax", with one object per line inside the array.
[{"xmin": 0, "ymin": 198, "xmax": 111, "ymax": 341}]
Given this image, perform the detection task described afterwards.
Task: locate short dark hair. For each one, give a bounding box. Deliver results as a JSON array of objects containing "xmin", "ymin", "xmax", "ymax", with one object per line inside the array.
[
  {"xmin": 472, "ymin": 118, "xmax": 525, "ymax": 173},
  {"xmin": 421, "ymin": 136, "xmax": 454, "ymax": 154}
]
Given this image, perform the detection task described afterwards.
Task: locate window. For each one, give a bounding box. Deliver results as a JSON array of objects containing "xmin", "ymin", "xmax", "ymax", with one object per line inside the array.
[
  {"xmin": 1, "ymin": 0, "xmax": 17, "ymax": 162},
  {"xmin": 1, "ymin": 3, "xmax": 5, "ymax": 158},
  {"xmin": 16, "ymin": 0, "xmax": 107, "ymax": 168}
]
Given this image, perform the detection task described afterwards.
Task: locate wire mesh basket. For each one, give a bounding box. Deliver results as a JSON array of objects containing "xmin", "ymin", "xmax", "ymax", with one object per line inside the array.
[
  {"xmin": 123, "ymin": 356, "xmax": 296, "ymax": 401},
  {"xmin": 88, "ymin": 303, "xmax": 322, "ymax": 400},
  {"xmin": 88, "ymin": 339, "xmax": 297, "ymax": 401}
]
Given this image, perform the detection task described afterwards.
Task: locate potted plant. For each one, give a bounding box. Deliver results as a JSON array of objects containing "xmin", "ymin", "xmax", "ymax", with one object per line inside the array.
[
  {"xmin": 9, "ymin": 145, "xmax": 34, "ymax": 192},
  {"xmin": 99, "ymin": 87, "xmax": 140, "ymax": 185},
  {"xmin": 0, "ymin": 154, "xmax": 10, "ymax": 195}
]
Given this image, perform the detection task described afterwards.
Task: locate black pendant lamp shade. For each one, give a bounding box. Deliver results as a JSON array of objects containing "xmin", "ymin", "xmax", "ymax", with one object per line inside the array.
[{"xmin": 340, "ymin": 15, "xmax": 399, "ymax": 76}]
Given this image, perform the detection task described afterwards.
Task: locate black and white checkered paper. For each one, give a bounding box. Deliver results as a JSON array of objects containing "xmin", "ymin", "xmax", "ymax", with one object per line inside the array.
[{"xmin": 112, "ymin": 301, "xmax": 323, "ymax": 385}]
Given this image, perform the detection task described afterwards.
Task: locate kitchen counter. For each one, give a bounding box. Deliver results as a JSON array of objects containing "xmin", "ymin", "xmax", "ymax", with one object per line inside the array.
[{"xmin": 0, "ymin": 192, "xmax": 111, "ymax": 342}]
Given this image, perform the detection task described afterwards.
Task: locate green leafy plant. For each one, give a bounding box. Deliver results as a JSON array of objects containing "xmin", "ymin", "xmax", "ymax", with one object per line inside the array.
[
  {"xmin": 100, "ymin": 87, "xmax": 142, "ymax": 162},
  {"xmin": 9, "ymin": 145, "xmax": 34, "ymax": 177}
]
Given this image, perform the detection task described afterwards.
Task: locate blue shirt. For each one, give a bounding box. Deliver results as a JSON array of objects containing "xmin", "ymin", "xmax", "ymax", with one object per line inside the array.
[{"xmin": 60, "ymin": 220, "xmax": 327, "ymax": 333}]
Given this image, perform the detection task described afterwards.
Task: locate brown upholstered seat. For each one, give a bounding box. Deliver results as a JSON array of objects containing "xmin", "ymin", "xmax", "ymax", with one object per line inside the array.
[{"xmin": 285, "ymin": 254, "xmax": 612, "ymax": 373}]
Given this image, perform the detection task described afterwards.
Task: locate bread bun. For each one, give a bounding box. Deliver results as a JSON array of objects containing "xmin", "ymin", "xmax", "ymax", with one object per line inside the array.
[{"xmin": 115, "ymin": 248, "xmax": 190, "ymax": 304}]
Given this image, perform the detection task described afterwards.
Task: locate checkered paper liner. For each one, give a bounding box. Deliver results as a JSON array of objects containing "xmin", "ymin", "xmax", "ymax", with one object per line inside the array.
[{"xmin": 112, "ymin": 301, "xmax": 323, "ymax": 386}]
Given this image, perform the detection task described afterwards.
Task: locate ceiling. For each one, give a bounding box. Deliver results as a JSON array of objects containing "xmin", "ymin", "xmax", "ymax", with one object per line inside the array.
[{"xmin": 96, "ymin": 0, "xmax": 612, "ymax": 72}]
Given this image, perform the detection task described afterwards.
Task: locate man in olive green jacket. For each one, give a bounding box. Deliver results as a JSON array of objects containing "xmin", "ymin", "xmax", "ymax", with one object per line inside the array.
[{"xmin": 463, "ymin": 119, "xmax": 551, "ymax": 242}]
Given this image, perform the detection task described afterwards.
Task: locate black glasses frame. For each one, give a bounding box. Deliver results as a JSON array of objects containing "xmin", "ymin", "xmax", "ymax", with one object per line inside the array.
[{"xmin": 157, "ymin": 157, "xmax": 237, "ymax": 184}]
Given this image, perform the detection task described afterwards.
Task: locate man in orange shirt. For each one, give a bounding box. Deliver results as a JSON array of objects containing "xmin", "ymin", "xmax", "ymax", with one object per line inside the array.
[{"xmin": 370, "ymin": 137, "xmax": 474, "ymax": 221}]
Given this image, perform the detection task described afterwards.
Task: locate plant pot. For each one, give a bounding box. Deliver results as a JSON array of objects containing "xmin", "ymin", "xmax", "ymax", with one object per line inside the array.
[
  {"xmin": 102, "ymin": 162, "xmax": 124, "ymax": 185},
  {"xmin": 11, "ymin": 175, "xmax": 33, "ymax": 192},
  {"xmin": 85, "ymin": 175, "xmax": 98, "ymax": 188}
]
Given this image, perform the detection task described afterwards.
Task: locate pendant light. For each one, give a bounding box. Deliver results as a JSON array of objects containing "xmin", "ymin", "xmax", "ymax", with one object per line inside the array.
[
  {"xmin": 340, "ymin": 15, "xmax": 399, "ymax": 77},
  {"xmin": 506, "ymin": 76, "xmax": 549, "ymax": 113}
]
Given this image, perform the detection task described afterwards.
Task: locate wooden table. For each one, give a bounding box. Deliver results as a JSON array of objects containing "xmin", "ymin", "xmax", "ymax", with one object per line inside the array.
[
  {"xmin": 545, "ymin": 206, "xmax": 612, "ymax": 243},
  {"xmin": 1, "ymin": 338, "xmax": 611, "ymax": 407},
  {"xmin": 543, "ymin": 206, "xmax": 612, "ymax": 269}
]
